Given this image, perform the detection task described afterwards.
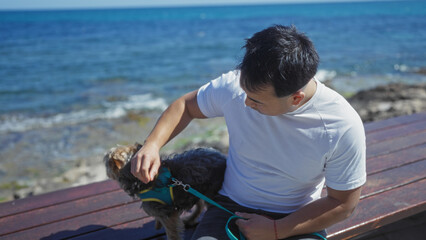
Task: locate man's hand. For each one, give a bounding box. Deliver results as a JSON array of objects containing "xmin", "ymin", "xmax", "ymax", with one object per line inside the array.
[
  {"xmin": 129, "ymin": 90, "xmax": 204, "ymax": 183},
  {"xmin": 235, "ymin": 212, "xmax": 276, "ymax": 240},
  {"xmin": 130, "ymin": 142, "xmax": 161, "ymax": 183}
]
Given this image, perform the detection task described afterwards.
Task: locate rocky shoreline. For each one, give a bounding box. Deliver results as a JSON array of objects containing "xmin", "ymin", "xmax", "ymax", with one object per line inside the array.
[
  {"xmin": 2, "ymin": 82, "xmax": 425, "ymax": 202},
  {"xmin": 348, "ymin": 82, "xmax": 426, "ymax": 122}
]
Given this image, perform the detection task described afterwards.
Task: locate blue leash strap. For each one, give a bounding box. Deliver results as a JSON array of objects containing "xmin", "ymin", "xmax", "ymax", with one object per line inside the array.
[
  {"xmin": 312, "ymin": 232, "xmax": 327, "ymax": 240},
  {"xmin": 171, "ymin": 178, "xmax": 246, "ymax": 240}
]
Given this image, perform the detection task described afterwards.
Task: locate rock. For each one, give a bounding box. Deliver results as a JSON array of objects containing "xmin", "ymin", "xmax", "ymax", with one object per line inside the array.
[
  {"xmin": 413, "ymin": 67, "xmax": 426, "ymax": 75},
  {"xmin": 348, "ymin": 83, "xmax": 426, "ymax": 122}
]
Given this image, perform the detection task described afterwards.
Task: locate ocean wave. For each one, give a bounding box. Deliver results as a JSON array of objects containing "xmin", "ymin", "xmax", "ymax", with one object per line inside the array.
[
  {"xmin": 0, "ymin": 93, "xmax": 168, "ymax": 133},
  {"xmin": 393, "ymin": 64, "xmax": 426, "ymax": 75},
  {"xmin": 103, "ymin": 94, "xmax": 168, "ymax": 111}
]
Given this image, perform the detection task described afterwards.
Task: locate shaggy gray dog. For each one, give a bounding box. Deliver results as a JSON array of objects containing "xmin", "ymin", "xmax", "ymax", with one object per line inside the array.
[{"xmin": 104, "ymin": 143, "xmax": 226, "ymax": 240}]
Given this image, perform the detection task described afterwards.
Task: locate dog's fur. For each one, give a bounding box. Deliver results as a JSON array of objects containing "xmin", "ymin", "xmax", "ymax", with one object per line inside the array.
[{"xmin": 103, "ymin": 143, "xmax": 226, "ymax": 240}]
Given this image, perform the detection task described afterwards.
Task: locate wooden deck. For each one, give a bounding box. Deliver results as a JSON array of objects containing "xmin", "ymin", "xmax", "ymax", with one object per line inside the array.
[{"xmin": 0, "ymin": 112, "xmax": 425, "ymax": 240}]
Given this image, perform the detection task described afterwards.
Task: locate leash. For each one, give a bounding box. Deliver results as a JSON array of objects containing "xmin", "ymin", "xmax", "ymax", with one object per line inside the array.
[
  {"xmin": 171, "ymin": 178, "xmax": 247, "ymax": 240},
  {"xmin": 312, "ymin": 232, "xmax": 327, "ymax": 240},
  {"xmin": 170, "ymin": 178, "xmax": 327, "ymax": 240}
]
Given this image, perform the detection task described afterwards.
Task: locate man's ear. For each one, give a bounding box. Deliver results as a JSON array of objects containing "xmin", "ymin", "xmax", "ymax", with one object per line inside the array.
[{"xmin": 291, "ymin": 91, "xmax": 305, "ymax": 106}]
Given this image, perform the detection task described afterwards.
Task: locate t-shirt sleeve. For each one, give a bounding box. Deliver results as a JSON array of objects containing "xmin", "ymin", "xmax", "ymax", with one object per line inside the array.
[
  {"xmin": 325, "ymin": 121, "xmax": 367, "ymax": 191},
  {"xmin": 197, "ymin": 71, "xmax": 237, "ymax": 118}
]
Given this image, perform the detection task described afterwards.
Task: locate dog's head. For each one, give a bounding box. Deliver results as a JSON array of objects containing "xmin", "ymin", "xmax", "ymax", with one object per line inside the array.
[{"xmin": 103, "ymin": 142, "xmax": 142, "ymax": 180}]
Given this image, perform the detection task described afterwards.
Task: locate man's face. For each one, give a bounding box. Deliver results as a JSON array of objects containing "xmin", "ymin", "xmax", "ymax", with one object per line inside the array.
[{"xmin": 241, "ymin": 84, "xmax": 296, "ymax": 116}]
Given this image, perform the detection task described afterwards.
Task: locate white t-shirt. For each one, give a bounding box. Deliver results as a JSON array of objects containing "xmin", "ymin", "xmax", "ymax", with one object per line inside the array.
[{"xmin": 197, "ymin": 70, "xmax": 366, "ymax": 213}]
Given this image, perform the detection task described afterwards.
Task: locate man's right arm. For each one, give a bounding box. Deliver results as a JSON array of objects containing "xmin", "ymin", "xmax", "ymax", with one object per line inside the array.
[{"xmin": 131, "ymin": 90, "xmax": 206, "ymax": 183}]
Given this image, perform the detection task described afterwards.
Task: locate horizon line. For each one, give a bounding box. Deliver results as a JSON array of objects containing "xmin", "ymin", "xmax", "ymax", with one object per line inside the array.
[{"xmin": 0, "ymin": 0, "xmax": 395, "ymax": 12}]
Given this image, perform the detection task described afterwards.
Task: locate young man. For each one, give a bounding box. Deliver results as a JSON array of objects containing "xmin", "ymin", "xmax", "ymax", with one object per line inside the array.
[{"xmin": 131, "ymin": 25, "xmax": 366, "ymax": 240}]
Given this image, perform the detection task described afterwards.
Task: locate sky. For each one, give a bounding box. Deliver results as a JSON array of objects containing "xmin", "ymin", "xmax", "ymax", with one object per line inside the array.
[{"xmin": 0, "ymin": 0, "xmax": 378, "ymax": 10}]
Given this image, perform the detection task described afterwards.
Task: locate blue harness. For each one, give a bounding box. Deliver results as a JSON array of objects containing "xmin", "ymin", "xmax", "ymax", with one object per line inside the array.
[{"xmin": 138, "ymin": 167, "xmax": 174, "ymax": 205}]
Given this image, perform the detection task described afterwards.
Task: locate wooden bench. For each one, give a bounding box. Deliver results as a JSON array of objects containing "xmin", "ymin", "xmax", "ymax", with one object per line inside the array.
[{"xmin": 1, "ymin": 112, "xmax": 425, "ymax": 240}]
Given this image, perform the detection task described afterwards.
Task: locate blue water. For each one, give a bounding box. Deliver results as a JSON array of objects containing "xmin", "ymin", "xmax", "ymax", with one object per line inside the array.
[{"xmin": 1, "ymin": 0, "xmax": 426, "ymax": 133}]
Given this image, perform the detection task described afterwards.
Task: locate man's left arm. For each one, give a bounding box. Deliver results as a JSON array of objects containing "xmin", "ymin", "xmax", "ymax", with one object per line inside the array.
[{"xmin": 236, "ymin": 186, "xmax": 362, "ymax": 240}]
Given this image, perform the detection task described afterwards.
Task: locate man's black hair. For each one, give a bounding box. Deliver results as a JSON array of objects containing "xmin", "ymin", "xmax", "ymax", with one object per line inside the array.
[{"xmin": 238, "ymin": 25, "xmax": 319, "ymax": 97}]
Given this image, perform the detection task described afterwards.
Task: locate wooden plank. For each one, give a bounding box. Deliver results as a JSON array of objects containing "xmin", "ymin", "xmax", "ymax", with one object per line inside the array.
[
  {"xmin": 366, "ymin": 120, "xmax": 426, "ymax": 145},
  {"xmin": 59, "ymin": 216, "xmax": 164, "ymax": 240},
  {"xmin": 71, "ymin": 211, "xmax": 201, "ymax": 240},
  {"xmin": 0, "ymin": 180, "xmax": 119, "ymax": 218},
  {"xmin": 361, "ymin": 160, "xmax": 425, "ymax": 199},
  {"xmin": 327, "ymin": 178, "xmax": 426, "ymax": 240},
  {"xmin": 0, "ymin": 189, "xmax": 136, "ymax": 236},
  {"xmin": 321, "ymin": 156, "xmax": 425, "ymax": 199},
  {"xmin": 366, "ymin": 143, "xmax": 426, "ymax": 175},
  {"xmin": 364, "ymin": 112, "xmax": 426, "ymax": 133},
  {"xmin": 366, "ymin": 130, "xmax": 426, "ymax": 159},
  {"xmin": 2, "ymin": 200, "xmax": 150, "ymax": 240}
]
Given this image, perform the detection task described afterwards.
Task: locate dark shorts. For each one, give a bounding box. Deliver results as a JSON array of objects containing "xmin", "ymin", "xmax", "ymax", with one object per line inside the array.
[{"xmin": 191, "ymin": 195, "xmax": 327, "ymax": 240}]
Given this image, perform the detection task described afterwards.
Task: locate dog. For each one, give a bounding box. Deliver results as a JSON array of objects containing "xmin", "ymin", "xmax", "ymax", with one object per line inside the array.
[{"xmin": 103, "ymin": 142, "xmax": 226, "ymax": 240}]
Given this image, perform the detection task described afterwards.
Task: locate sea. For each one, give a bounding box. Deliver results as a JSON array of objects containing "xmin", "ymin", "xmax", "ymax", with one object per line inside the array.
[{"xmin": 0, "ymin": 0, "xmax": 425, "ymax": 197}]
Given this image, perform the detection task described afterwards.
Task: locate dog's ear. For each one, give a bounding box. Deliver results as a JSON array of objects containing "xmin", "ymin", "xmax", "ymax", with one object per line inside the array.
[
  {"xmin": 135, "ymin": 142, "xmax": 143, "ymax": 151},
  {"xmin": 113, "ymin": 159, "xmax": 125, "ymax": 170}
]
